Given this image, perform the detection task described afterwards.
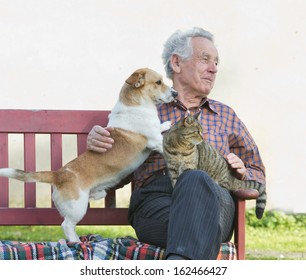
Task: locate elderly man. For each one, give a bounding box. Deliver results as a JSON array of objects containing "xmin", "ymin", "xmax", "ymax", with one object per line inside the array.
[{"xmin": 87, "ymin": 27, "xmax": 266, "ymax": 260}]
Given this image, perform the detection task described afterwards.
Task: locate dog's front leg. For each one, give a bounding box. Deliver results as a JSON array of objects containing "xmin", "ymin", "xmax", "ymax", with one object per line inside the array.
[
  {"xmin": 146, "ymin": 122, "xmax": 170, "ymax": 154},
  {"xmin": 147, "ymin": 133, "xmax": 164, "ymax": 154},
  {"xmin": 89, "ymin": 188, "xmax": 107, "ymax": 200},
  {"xmin": 160, "ymin": 121, "xmax": 172, "ymax": 133},
  {"xmin": 155, "ymin": 143, "xmax": 164, "ymax": 154}
]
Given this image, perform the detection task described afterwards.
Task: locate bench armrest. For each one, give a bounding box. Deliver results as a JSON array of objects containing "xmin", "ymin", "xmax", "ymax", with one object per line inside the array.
[{"xmin": 232, "ymin": 189, "xmax": 259, "ymax": 200}]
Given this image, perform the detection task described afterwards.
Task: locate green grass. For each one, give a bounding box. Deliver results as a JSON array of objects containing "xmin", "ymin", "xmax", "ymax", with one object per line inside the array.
[
  {"xmin": 246, "ymin": 226, "xmax": 306, "ymax": 253},
  {"xmin": 0, "ymin": 225, "xmax": 137, "ymax": 242},
  {"xmin": 0, "ymin": 210, "xmax": 305, "ymax": 260},
  {"xmin": 246, "ymin": 226, "xmax": 306, "ymax": 259},
  {"xmin": 245, "ymin": 209, "xmax": 306, "ymax": 259}
]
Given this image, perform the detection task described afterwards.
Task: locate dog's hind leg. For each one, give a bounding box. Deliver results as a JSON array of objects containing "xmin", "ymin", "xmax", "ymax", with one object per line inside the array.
[
  {"xmin": 60, "ymin": 197, "xmax": 88, "ymax": 242},
  {"xmin": 53, "ymin": 188, "xmax": 89, "ymax": 242},
  {"xmin": 61, "ymin": 217, "xmax": 81, "ymax": 242}
]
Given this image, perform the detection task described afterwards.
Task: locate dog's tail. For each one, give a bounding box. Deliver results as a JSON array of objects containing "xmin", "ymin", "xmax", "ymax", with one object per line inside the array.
[{"xmin": 0, "ymin": 168, "xmax": 56, "ymax": 185}]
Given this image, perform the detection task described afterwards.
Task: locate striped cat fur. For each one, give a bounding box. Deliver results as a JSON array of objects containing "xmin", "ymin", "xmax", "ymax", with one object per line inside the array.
[{"xmin": 163, "ymin": 112, "xmax": 266, "ymax": 219}]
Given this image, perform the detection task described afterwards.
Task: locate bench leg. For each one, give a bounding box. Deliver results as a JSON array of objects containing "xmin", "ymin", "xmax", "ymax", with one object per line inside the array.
[{"xmin": 234, "ymin": 199, "xmax": 246, "ymax": 260}]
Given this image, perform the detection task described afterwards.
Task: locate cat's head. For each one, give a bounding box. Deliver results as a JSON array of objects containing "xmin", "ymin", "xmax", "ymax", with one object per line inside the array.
[{"xmin": 163, "ymin": 111, "xmax": 203, "ymax": 147}]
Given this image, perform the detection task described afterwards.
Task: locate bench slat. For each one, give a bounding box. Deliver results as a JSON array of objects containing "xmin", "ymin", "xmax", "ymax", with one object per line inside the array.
[
  {"xmin": 24, "ymin": 133, "xmax": 36, "ymax": 208},
  {"xmin": 77, "ymin": 134, "xmax": 88, "ymax": 155},
  {"xmin": 51, "ymin": 134, "xmax": 63, "ymax": 170},
  {"xmin": 0, "ymin": 110, "xmax": 110, "ymax": 133},
  {"xmin": 50, "ymin": 133, "xmax": 63, "ymax": 207},
  {"xmin": 0, "ymin": 133, "xmax": 9, "ymax": 207},
  {"xmin": 0, "ymin": 208, "xmax": 129, "ymax": 225}
]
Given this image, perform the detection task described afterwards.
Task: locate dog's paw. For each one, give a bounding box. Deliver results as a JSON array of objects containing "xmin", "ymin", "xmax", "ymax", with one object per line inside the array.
[
  {"xmin": 89, "ymin": 189, "xmax": 107, "ymax": 200},
  {"xmin": 160, "ymin": 121, "xmax": 172, "ymax": 133},
  {"xmin": 154, "ymin": 144, "xmax": 164, "ymax": 154}
]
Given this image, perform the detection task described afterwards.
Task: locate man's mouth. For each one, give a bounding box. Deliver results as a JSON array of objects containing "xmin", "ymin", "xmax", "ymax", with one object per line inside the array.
[{"xmin": 202, "ymin": 77, "xmax": 214, "ymax": 83}]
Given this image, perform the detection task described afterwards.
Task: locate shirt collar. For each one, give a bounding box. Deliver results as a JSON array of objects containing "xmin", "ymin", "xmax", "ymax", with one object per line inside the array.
[{"xmin": 170, "ymin": 97, "xmax": 218, "ymax": 114}]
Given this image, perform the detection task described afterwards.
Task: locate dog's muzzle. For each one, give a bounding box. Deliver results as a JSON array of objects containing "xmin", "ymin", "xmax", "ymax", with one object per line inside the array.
[{"xmin": 171, "ymin": 88, "xmax": 178, "ymax": 98}]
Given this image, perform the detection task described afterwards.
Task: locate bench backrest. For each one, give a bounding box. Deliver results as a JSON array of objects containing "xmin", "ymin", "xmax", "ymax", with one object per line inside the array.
[{"xmin": 0, "ymin": 109, "xmax": 130, "ymax": 225}]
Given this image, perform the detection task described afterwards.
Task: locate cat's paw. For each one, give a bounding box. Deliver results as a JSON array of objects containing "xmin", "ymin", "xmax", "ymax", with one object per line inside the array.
[{"xmin": 160, "ymin": 121, "xmax": 172, "ymax": 133}]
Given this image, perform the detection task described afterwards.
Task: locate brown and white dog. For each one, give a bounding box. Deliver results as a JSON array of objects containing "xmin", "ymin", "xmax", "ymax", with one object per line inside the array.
[{"xmin": 0, "ymin": 68, "xmax": 176, "ymax": 242}]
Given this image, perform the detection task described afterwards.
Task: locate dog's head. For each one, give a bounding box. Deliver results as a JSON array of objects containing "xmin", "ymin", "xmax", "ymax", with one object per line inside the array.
[{"xmin": 120, "ymin": 68, "xmax": 177, "ymax": 106}]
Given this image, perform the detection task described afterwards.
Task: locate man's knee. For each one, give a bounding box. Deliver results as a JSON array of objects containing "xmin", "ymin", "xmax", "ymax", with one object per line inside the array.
[
  {"xmin": 175, "ymin": 170, "xmax": 217, "ymax": 194},
  {"xmin": 178, "ymin": 169, "xmax": 213, "ymax": 181}
]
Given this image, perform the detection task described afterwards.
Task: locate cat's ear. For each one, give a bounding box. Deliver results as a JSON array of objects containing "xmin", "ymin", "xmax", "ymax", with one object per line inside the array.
[
  {"xmin": 194, "ymin": 111, "xmax": 201, "ymax": 120},
  {"xmin": 183, "ymin": 115, "xmax": 193, "ymax": 126}
]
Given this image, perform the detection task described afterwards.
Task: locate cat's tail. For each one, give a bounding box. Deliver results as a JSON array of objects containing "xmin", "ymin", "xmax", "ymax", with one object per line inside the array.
[{"xmin": 240, "ymin": 180, "xmax": 267, "ymax": 219}]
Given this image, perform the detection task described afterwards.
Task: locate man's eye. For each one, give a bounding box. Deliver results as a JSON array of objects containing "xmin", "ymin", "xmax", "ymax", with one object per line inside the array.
[
  {"xmin": 156, "ymin": 80, "xmax": 162, "ymax": 85},
  {"xmin": 201, "ymin": 57, "xmax": 209, "ymax": 63}
]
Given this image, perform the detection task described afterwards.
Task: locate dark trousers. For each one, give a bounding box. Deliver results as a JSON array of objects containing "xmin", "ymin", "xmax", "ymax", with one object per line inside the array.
[{"xmin": 128, "ymin": 170, "xmax": 235, "ymax": 260}]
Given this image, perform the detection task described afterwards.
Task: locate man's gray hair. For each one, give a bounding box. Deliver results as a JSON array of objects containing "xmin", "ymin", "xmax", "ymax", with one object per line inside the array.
[{"xmin": 162, "ymin": 27, "xmax": 214, "ymax": 79}]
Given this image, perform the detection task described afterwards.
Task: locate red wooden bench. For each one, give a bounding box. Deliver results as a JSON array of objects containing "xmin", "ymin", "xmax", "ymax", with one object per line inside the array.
[{"xmin": 0, "ymin": 109, "xmax": 258, "ymax": 260}]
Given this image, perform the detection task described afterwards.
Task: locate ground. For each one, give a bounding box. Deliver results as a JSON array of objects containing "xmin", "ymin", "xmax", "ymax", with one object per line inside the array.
[{"xmin": 247, "ymin": 249, "xmax": 306, "ymax": 260}]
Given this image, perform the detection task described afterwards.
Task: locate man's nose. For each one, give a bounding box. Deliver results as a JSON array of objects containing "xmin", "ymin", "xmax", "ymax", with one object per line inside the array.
[{"xmin": 208, "ymin": 61, "xmax": 218, "ymax": 74}]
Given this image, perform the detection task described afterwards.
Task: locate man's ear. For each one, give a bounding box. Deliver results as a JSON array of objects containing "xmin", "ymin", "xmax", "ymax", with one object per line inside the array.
[
  {"xmin": 170, "ymin": 54, "xmax": 181, "ymax": 74},
  {"xmin": 125, "ymin": 72, "xmax": 146, "ymax": 88}
]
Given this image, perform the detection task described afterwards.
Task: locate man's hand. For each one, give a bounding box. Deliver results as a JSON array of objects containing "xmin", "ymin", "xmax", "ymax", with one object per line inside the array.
[
  {"xmin": 226, "ymin": 153, "xmax": 247, "ymax": 180},
  {"xmin": 87, "ymin": 125, "xmax": 114, "ymax": 153}
]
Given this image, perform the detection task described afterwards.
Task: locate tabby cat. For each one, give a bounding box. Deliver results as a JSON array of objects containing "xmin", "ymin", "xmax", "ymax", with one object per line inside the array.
[{"xmin": 162, "ymin": 112, "xmax": 266, "ymax": 219}]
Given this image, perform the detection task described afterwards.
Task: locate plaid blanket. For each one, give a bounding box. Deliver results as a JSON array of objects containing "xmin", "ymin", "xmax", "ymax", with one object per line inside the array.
[{"xmin": 0, "ymin": 235, "xmax": 236, "ymax": 260}]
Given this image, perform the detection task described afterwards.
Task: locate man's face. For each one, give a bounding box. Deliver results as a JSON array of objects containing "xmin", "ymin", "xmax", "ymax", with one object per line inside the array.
[{"xmin": 175, "ymin": 37, "xmax": 219, "ymax": 97}]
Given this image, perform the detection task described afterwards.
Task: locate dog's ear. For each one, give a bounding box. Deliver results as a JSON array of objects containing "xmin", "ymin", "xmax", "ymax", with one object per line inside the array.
[{"xmin": 125, "ymin": 72, "xmax": 146, "ymax": 88}]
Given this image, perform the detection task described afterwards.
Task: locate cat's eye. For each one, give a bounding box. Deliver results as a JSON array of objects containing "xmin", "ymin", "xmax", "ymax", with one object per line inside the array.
[{"xmin": 156, "ymin": 80, "xmax": 162, "ymax": 85}]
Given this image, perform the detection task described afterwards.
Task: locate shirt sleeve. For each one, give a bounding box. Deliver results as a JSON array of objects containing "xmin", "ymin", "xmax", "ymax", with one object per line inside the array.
[{"xmin": 228, "ymin": 114, "xmax": 266, "ymax": 185}]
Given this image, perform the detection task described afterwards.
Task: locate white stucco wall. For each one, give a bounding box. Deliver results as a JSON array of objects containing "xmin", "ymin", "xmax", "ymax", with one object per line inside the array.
[{"xmin": 1, "ymin": 0, "xmax": 305, "ymax": 212}]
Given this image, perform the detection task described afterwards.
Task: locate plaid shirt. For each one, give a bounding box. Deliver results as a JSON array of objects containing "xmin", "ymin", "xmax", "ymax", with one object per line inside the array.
[{"xmin": 133, "ymin": 98, "xmax": 266, "ymax": 188}]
